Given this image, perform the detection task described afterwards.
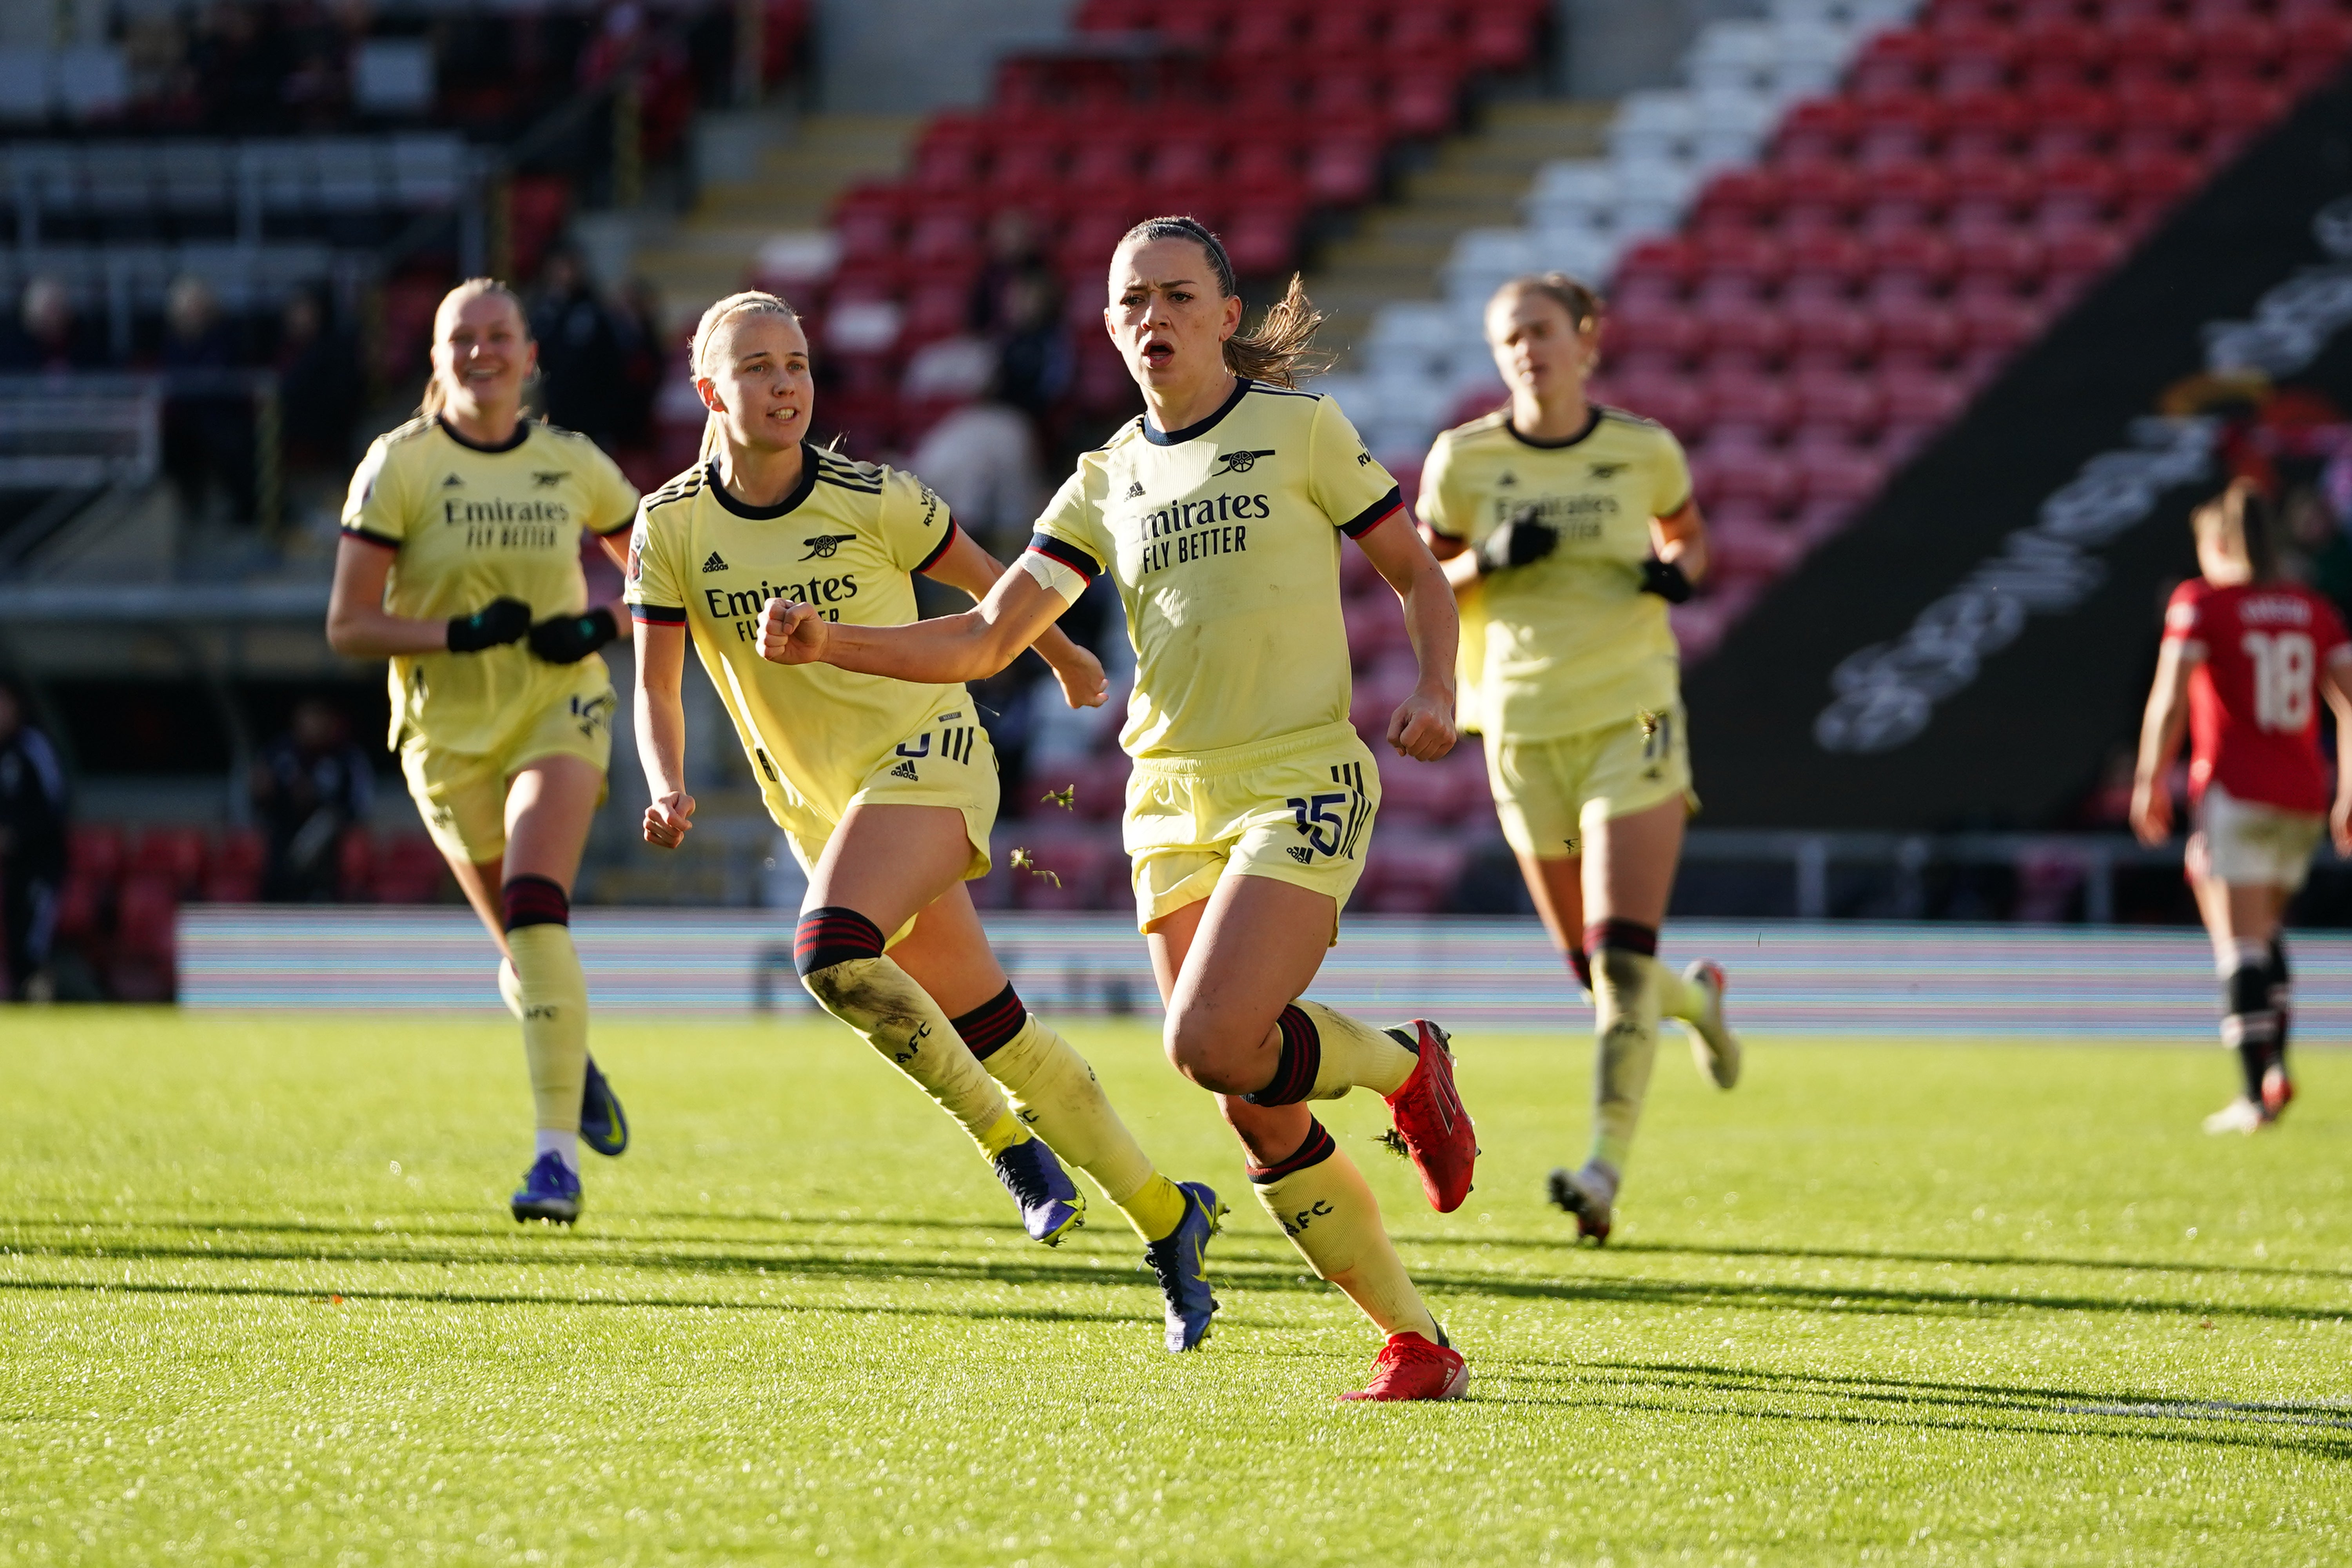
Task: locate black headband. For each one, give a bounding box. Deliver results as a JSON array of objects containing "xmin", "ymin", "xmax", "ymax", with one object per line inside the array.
[{"xmin": 1129, "ymin": 215, "xmax": 1237, "ymax": 298}]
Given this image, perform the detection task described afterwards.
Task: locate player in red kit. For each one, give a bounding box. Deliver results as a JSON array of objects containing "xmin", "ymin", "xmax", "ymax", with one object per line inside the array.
[{"xmin": 2131, "ymin": 479, "xmax": 2352, "ymax": 1132}]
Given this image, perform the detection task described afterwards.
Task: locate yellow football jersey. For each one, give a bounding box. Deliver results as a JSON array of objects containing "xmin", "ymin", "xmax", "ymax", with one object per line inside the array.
[
  {"xmin": 1029, "ymin": 379, "xmax": 1402, "ymax": 760},
  {"xmin": 342, "ymin": 415, "xmax": 639, "ymax": 756},
  {"xmin": 624, "ymin": 447, "xmax": 972, "ymax": 825},
  {"xmin": 1419, "ymin": 407, "xmax": 1691, "ymax": 742}
]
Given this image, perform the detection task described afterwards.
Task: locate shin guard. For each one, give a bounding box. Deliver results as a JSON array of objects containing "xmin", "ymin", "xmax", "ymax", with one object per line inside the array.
[
  {"xmin": 1586, "ymin": 925, "xmax": 1662, "ymax": 1175},
  {"xmin": 503, "ymin": 877, "xmax": 588, "ymax": 1137}
]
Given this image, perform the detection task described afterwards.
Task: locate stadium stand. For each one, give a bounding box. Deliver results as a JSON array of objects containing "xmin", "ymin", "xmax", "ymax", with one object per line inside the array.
[
  {"xmin": 1685, "ymin": 68, "xmax": 2352, "ymax": 844},
  {"xmin": 1320, "ymin": 0, "xmax": 2352, "ymax": 672}
]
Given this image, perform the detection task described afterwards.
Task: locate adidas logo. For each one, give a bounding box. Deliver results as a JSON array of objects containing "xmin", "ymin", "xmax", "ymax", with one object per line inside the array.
[
  {"xmin": 1497, "ymin": 470, "xmax": 1517, "ymax": 487},
  {"xmin": 1590, "ymin": 461, "xmax": 1626, "ymax": 480},
  {"xmin": 702, "ymin": 551, "xmax": 728, "ymax": 573},
  {"xmin": 1125, "ymin": 481, "xmax": 1145, "ymax": 499},
  {"xmin": 1286, "ymin": 846, "xmax": 1313, "ymax": 864},
  {"xmin": 889, "ymin": 760, "xmax": 920, "ymax": 781},
  {"xmin": 441, "ymin": 473, "xmax": 464, "ymax": 488}
]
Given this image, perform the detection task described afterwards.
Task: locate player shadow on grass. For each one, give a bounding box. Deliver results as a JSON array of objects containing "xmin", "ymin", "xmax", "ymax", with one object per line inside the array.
[
  {"xmin": 1388, "ymin": 1229, "xmax": 2352, "ymax": 1284},
  {"xmin": 12, "ymin": 1220, "xmax": 2344, "ymax": 1330},
  {"xmin": 1474, "ymin": 1358, "xmax": 2352, "ymax": 1456}
]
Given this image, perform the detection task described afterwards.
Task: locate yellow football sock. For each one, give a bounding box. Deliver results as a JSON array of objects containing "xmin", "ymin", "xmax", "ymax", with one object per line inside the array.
[
  {"xmin": 1590, "ymin": 947, "xmax": 1661, "ymax": 1173},
  {"xmin": 496, "ymin": 955, "xmax": 525, "ymax": 1021},
  {"xmin": 1654, "ymin": 961, "xmax": 1706, "ymax": 1024},
  {"xmin": 1294, "ymin": 1000, "xmax": 1419, "ymax": 1099},
  {"xmin": 508, "ymin": 924, "xmax": 588, "ymax": 1134},
  {"xmin": 979, "ymin": 1012, "xmax": 1183, "ymax": 1240},
  {"xmin": 1250, "ymin": 1122, "xmax": 1440, "ymax": 1341},
  {"xmin": 802, "ymin": 952, "xmax": 1027, "ymax": 1159}
]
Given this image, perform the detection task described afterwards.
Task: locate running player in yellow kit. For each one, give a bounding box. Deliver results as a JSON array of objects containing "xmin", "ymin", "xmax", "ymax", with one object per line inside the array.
[
  {"xmin": 758, "ymin": 218, "xmax": 1477, "ymax": 1401},
  {"xmin": 326, "ymin": 278, "xmax": 639, "ymax": 1225},
  {"xmin": 1419, "ymin": 272, "xmax": 1742, "ymax": 1245},
  {"xmin": 627, "ymin": 291, "xmax": 1224, "ymax": 1350}
]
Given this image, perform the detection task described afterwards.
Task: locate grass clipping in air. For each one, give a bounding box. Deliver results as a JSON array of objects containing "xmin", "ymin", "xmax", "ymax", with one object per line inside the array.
[{"xmin": 4, "ymin": 1012, "xmax": 2350, "ymax": 1564}]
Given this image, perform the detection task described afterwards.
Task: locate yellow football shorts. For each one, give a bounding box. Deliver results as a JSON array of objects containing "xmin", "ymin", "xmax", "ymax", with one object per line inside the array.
[
  {"xmin": 768, "ymin": 704, "xmax": 999, "ymax": 893},
  {"xmin": 1126, "ymin": 719, "xmax": 1381, "ymax": 935},
  {"xmin": 401, "ymin": 664, "xmax": 616, "ymax": 865},
  {"xmin": 1485, "ymin": 700, "xmax": 1698, "ymax": 859}
]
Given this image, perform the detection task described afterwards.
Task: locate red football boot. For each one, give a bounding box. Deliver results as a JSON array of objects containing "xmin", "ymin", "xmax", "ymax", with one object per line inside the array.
[
  {"xmin": 1339, "ymin": 1332, "xmax": 1470, "ymax": 1402},
  {"xmin": 1382, "ymin": 1020, "xmax": 1477, "ymax": 1213}
]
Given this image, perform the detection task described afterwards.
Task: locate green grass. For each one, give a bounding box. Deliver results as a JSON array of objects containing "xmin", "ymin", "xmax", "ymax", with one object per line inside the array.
[{"xmin": 2, "ymin": 1011, "xmax": 2348, "ymax": 1566}]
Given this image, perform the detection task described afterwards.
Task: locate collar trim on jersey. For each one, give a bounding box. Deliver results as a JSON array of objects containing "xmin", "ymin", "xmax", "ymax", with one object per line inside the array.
[
  {"xmin": 434, "ymin": 415, "xmax": 532, "ymax": 454},
  {"xmin": 1503, "ymin": 405, "xmax": 1602, "ymax": 452},
  {"xmin": 705, "ymin": 444, "xmax": 819, "ymax": 519},
  {"xmin": 1142, "ymin": 376, "xmax": 1252, "ymax": 447}
]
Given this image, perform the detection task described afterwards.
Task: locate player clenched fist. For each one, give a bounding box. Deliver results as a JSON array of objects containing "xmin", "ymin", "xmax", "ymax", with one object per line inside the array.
[
  {"xmin": 1386, "ymin": 684, "xmax": 1457, "ymax": 762},
  {"xmin": 642, "ymin": 790, "xmax": 695, "ymax": 849},
  {"xmin": 757, "ymin": 598, "xmax": 828, "ymax": 665}
]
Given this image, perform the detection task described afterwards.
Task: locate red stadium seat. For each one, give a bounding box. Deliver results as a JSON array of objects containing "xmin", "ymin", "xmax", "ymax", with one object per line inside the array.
[
  {"xmin": 1221, "ymin": 203, "xmax": 1301, "ymax": 276},
  {"xmin": 1775, "ymin": 162, "xmax": 1862, "ymax": 235},
  {"xmin": 2119, "ymin": 146, "xmax": 2207, "ymax": 230},
  {"xmin": 1782, "ymin": 298, "xmax": 1878, "ymax": 374},
  {"xmin": 1865, "ymin": 230, "xmax": 1957, "ymax": 301},
  {"xmin": 1856, "ymin": 160, "xmax": 1950, "ymax": 234},
  {"xmin": 2189, "ymin": 13, "xmax": 2284, "ymax": 82},
  {"xmin": 1951, "ymin": 227, "xmax": 2046, "ymax": 299},
  {"xmin": 1945, "ymin": 154, "xmax": 2037, "ymax": 233},
  {"xmin": 1938, "ymin": 88, "xmax": 2033, "ymax": 164},
  {"xmin": 2043, "ymin": 225, "xmax": 2127, "ymax": 300},
  {"xmin": 1692, "ymin": 437, "xmax": 1798, "ymax": 510},
  {"xmin": 2280, "ymin": 12, "xmax": 2352, "ymax": 90},
  {"xmin": 831, "ymin": 181, "xmax": 906, "ymax": 263},
  {"xmin": 2200, "ymin": 77, "xmax": 2290, "ymax": 153},
  {"xmin": 204, "ymin": 828, "xmax": 265, "ymax": 905},
  {"xmin": 1780, "ymin": 231, "xmax": 1871, "ymax": 304},
  {"xmin": 2113, "ymin": 81, "xmax": 2209, "ymax": 158},
  {"xmin": 1691, "ymin": 232, "xmax": 1785, "ymax": 303},
  {"xmin": 1790, "ymin": 371, "xmax": 1884, "ymax": 440},
  {"xmin": 1305, "ymin": 135, "xmax": 1383, "ymax": 205},
  {"xmin": 1228, "ymin": 139, "xmax": 1306, "ymax": 206},
  {"xmin": 1696, "ymin": 299, "xmax": 1789, "ymax": 372},
  {"xmin": 1924, "ymin": 20, "xmax": 2016, "ymax": 95},
  {"xmin": 53, "ymin": 869, "xmax": 105, "ymax": 943},
  {"xmin": 1597, "ymin": 372, "xmax": 1708, "ymax": 439},
  {"xmin": 129, "ymin": 827, "xmax": 207, "ymax": 897},
  {"xmin": 1851, "ymin": 29, "xmax": 1936, "ymax": 98},
  {"xmin": 2110, "ymin": 17, "xmax": 2195, "ymax": 91},
  {"xmin": 68, "ymin": 823, "xmax": 124, "ymax": 884},
  {"xmin": 1853, "ymin": 96, "xmax": 1945, "ymax": 167},
  {"xmin": 110, "ymin": 873, "xmax": 178, "ymax": 1002},
  {"xmin": 1602, "ymin": 299, "xmax": 1705, "ymax": 374},
  {"xmin": 374, "ymin": 834, "xmax": 449, "ymax": 905},
  {"xmin": 2014, "ymin": 16, "xmax": 2109, "ymax": 90},
  {"xmin": 1691, "ymin": 167, "xmax": 1782, "ymax": 234},
  {"xmin": 2031, "ymin": 153, "xmax": 2121, "ymax": 232},
  {"xmin": 1773, "ymin": 97, "xmax": 1860, "ymax": 166},
  {"xmin": 1383, "ymin": 65, "xmax": 1462, "ymax": 140},
  {"xmin": 1872, "ymin": 301, "xmax": 1962, "ymax": 370},
  {"xmin": 1708, "ymin": 509, "xmax": 1809, "ymax": 581},
  {"xmin": 1361, "ymin": 831, "xmax": 1469, "ymax": 915}
]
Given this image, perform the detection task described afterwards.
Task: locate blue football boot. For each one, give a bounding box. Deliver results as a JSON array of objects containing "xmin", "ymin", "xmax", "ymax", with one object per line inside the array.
[
  {"xmin": 510, "ymin": 1151, "xmax": 582, "ymax": 1225},
  {"xmin": 1143, "ymin": 1180, "xmax": 1225, "ymax": 1352},
  {"xmin": 579, "ymin": 1055, "xmax": 629, "ymax": 1157},
  {"xmin": 992, "ymin": 1136, "xmax": 1085, "ymax": 1245}
]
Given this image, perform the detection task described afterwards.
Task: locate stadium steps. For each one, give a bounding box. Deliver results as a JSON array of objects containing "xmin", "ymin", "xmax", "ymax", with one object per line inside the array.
[
  {"xmin": 1684, "ymin": 73, "xmax": 2352, "ymax": 832},
  {"xmin": 632, "ymin": 113, "xmax": 924, "ymax": 329},
  {"xmin": 1305, "ymin": 100, "xmax": 1614, "ymax": 368}
]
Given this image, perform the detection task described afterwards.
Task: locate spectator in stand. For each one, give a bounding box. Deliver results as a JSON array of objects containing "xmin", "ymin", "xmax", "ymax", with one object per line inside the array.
[
  {"xmin": 0, "ymin": 682, "xmax": 68, "ymax": 1002},
  {"xmin": 276, "ymin": 289, "xmax": 363, "ymax": 472},
  {"xmin": 0, "ymin": 278, "xmax": 106, "ymax": 373},
  {"xmin": 531, "ymin": 252, "xmax": 626, "ymax": 446},
  {"xmin": 160, "ymin": 276, "xmax": 258, "ymax": 524},
  {"xmin": 967, "ymin": 210, "xmax": 1047, "ymax": 338},
  {"xmin": 905, "ymin": 339, "xmax": 1044, "ymax": 559},
  {"xmin": 991, "ymin": 269, "xmax": 1071, "ymax": 427},
  {"xmin": 610, "ymin": 276, "xmax": 667, "ymax": 454},
  {"xmin": 250, "ymin": 698, "xmax": 376, "ymax": 903}
]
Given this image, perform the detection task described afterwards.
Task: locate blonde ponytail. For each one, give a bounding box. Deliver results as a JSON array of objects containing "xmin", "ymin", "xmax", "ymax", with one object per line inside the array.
[{"xmin": 689, "ymin": 289, "xmax": 802, "ymax": 463}]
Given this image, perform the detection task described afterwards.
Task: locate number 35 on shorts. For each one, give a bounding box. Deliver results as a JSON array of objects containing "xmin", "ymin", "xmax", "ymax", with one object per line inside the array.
[{"xmin": 1285, "ymin": 763, "xmax": 1371, "ymax": 862}]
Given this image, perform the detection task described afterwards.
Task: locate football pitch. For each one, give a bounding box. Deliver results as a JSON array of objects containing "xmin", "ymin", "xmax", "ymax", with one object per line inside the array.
[{"xmin": 4, "ymin": 1012, "xmax": 2348, "ymax": 1566}]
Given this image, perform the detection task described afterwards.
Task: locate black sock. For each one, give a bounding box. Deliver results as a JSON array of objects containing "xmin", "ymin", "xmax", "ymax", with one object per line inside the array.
[
  {"xmin": 2223, "ymin": 963, "xmax": 2276, "ymax": 1101},
  {"xmin": 2268, "ymin": 938, "xmax": 2291, "ymax": 1069}
]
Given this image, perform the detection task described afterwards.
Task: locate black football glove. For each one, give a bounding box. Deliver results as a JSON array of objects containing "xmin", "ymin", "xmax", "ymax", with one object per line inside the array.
[
  {"xmin": 528, "ymin": 605, "xmax": 619, "ymax": 665},
  {"xmin": 446, "ymin": 597, "xmax": 532, "ymax": 653},
  {"xmin": 1639, "ymin": 556, "xmax": 1693, "ymax": 603},
  {"xmin": 1475, "ymin": 505, "xmax": 1559, "ymax": 574}
]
